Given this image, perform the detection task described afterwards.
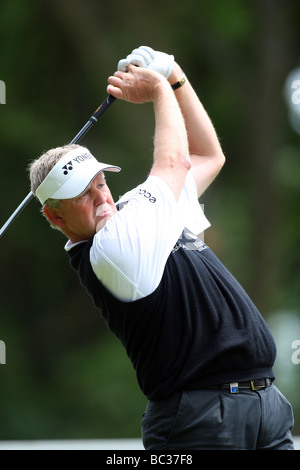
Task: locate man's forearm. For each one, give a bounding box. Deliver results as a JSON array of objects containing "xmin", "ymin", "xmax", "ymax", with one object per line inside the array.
[
  {"xmin": 151, "ymin": 78, "xmax": 191, "ymax": 200},
  {"xmin": 169, "ymin": 63, "xmax": 225, "ymax": 197},
  {"xmin": 169, "ymin": 63, "xmax": 223, "ymax": 159}
]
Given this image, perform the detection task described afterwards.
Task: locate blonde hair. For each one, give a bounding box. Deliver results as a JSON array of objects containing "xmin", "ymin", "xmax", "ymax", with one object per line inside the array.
[{"xmin": 28, "ymin": 143, "xmax": 89, "ymax": 231}]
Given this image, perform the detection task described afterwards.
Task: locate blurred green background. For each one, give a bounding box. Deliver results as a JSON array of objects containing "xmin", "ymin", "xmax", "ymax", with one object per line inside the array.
[{"xmin": 0, "ymin": 0, "xmax": 299, "ymax": 440}]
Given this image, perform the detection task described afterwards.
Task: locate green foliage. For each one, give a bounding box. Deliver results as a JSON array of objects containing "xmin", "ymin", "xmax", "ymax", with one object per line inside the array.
[{"xmin": 0, "ymin": 0, "xmax": 299, "ymax": 439}]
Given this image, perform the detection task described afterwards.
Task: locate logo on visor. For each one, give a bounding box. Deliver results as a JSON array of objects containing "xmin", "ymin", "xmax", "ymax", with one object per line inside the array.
[
  {"xmin": 62, "ymin": 161, "xmax": 73, "ymax": 175},
  {"xmin": 61, "ymin": 153, "xmax": 93, "ymax": 176}
]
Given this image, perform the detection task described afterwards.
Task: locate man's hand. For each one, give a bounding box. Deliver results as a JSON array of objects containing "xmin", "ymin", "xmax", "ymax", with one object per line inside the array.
[
  {"xmin": 107, "ymin": 64, "xmax": 167, "ymax": 103},
  {"xmin": 118, "ymin": 46, "xmax": 174, "ymax": 79}
]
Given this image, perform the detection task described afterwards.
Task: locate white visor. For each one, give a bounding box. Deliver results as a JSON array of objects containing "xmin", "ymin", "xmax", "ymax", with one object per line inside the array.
[{"xmin": 35, "ymin": 147, "xmax": 121, "ymax": 205}]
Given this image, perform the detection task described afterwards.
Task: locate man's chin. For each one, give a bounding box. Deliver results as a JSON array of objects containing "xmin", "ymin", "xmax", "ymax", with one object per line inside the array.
[{"xmin": 96, "ymin": 216, "xmax": 109, "ymax": 232}]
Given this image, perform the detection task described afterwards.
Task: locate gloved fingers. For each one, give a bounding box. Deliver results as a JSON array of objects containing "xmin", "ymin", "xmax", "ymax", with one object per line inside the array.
[
  {"xmin": 130, "ymin": 47, "xmax": 153, "ymax": 65},
  {"xmin": 117, "ymin": 58, "xmax": 130, "ymax": 72},
  {"xmin": 126, "ymin": 53, "xmax": 147, "ymax": 67},
  {"xmin": 118, "ymin": 52, "xmax": 150, "ymax": 71},
  {"xmin": 118, "ymin": 46, "xmax": 155, "ymax": 72},
  {"xmin": 137, "ymin": 46, "xmax": 156, "ymax": 62},
  {"xmin": 118, "ymin": 46, "xmax": 174, "ymax": 79}
]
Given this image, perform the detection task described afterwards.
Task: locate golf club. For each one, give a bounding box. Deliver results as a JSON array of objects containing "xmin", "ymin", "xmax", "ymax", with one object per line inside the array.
[{"xmin": 0, "ymin": 94, "xmax": 116, "ymax": 238}]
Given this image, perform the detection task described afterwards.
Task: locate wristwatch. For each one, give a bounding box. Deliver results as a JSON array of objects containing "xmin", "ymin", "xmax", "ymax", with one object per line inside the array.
[{"xmin": 171, "ymin": 74, "xmax": 187, "ymax": 90}]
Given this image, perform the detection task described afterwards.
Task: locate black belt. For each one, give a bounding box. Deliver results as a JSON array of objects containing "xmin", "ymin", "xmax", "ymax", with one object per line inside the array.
[{"xmin": 204, "ymin": 378, "xmax": 273, "ymax": 393}]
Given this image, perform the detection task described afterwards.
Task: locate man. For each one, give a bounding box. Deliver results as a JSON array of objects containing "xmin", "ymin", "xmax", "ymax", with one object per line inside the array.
[{"xmin": 29, "ymin": 46, "xmax": 294, "ymax": 450}]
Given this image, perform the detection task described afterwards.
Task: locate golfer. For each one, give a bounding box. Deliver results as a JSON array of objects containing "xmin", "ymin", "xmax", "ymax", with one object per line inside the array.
[{"xmin": 29, "ymin": 46, "xmax": 294, "ymax": 450}]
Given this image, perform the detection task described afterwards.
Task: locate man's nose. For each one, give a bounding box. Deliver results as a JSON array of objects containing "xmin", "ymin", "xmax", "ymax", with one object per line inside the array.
[{"xmin": 94, "ymin": 187, "xmax": 107, "ymax": 204}]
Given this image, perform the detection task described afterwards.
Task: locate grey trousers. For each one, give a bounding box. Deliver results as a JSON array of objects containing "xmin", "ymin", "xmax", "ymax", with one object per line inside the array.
[{"xmin": 142, "ymin": 384, "xmax": 294, "ymax": 450}]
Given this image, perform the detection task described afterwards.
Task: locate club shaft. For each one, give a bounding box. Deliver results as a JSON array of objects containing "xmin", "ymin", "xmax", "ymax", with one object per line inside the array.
[
  {"xmin": 0, "ymin": 191, "xmax": 34, "ymax": 237},
  {"xmin": 70, "ymin": 94, "xmax": 116, "ymax": 144},
  {"xmin": 0, "ymin": 94, "xmax": 116, "ymax": 238}
]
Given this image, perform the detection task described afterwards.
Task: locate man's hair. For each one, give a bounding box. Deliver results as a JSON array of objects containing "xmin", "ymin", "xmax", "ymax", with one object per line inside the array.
[{"xmin": 28, "ymin": 143, "xmax": 88, "ymax": 230}]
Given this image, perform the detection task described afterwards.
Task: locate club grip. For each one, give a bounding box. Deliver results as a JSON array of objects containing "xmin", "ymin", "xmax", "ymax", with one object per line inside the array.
[{"xmin": 92, "ymin": 95, "xmax": 116, "ymax": 121}]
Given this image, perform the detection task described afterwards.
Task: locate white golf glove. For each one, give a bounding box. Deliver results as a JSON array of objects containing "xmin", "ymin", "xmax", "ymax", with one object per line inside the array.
[{"xmin": 118, "ymin": 46, "xmax": 174, "ymax": 79}]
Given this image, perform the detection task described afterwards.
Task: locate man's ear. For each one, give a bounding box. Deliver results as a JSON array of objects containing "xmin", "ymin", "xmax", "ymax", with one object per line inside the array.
[{"xmin": 43, "ymin": 206, "xmax": 66, "ymax": 229}]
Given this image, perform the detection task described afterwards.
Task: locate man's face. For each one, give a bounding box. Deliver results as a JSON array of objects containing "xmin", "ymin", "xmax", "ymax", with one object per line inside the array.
[{"xmin": 47, "ymin": 172, "xmax": 117, "ymax": 242}]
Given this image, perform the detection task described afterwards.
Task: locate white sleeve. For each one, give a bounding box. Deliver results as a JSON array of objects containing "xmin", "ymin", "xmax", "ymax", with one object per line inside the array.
[
  {"xmin": 89, "ymin": 172, "xmax": 210, "ymax": 302},
  {"xmin": 177, "ymin": 170, "xmax": 210, "ymax": 236}
]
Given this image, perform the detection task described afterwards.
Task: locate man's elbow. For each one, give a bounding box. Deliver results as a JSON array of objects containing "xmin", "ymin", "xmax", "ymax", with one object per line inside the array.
[
  {"xmin": 182, "ymin": 152, "xmax": 193, "ymax": 172},
  {"xmin": 217, "ymin": 151, "xmax": 226, "ymax": 172},
  {"xmin": 167, "ymin": 150, "xmax": 192, "ymax": 173},
  {"xmin": 221, "ymin": 151, "xmax": 226, "ymax": 164}
]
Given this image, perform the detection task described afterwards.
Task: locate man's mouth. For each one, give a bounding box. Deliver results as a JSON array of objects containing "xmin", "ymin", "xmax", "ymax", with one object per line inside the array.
[
  {"xmin": 98, "ymin": 211, "xmax": 109, "ymax": 218},
  {"xmin": 96, "ymin": 209, "xmax": 114, "ymax": 226},
  {"xmin": 96, "ymin": 207, "xmax": 110, "ymax": 219}
]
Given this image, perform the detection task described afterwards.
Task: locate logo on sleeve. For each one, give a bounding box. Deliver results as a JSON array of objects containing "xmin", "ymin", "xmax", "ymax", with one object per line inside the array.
[{"xmin": 138, "ymin": 188, "xmax": 156, "ymax": 203}]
